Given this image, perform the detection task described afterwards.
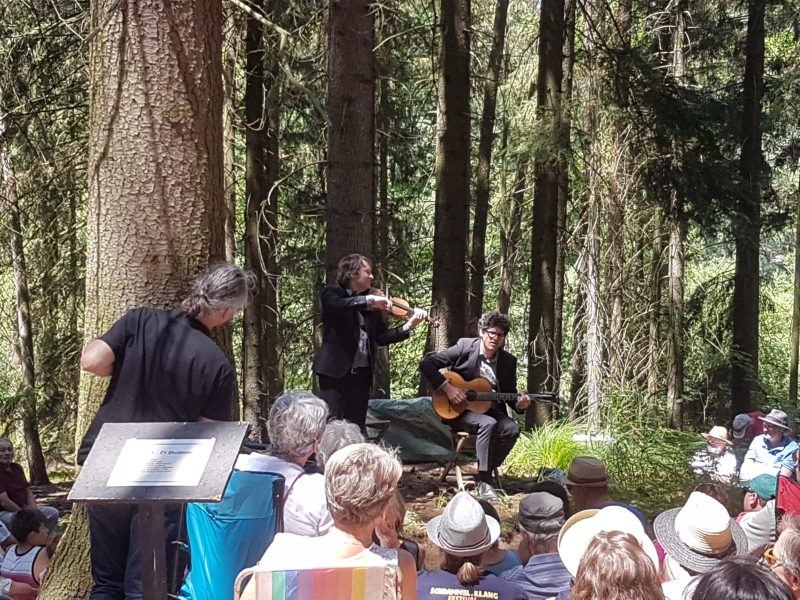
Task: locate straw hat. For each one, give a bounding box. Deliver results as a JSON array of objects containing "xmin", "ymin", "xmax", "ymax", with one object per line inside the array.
[
  {"xmin": 426, "ymin": 491, "xmax": 500, "ymax": 557},
  {"xmin": 759, "ymin": 409, "xmax": 791, "ymax": 430},
  {"xmin": 562, "ymin": 456, "xmax": 610, "ymax": 487},
  {"xmin": 557, "ymin": 505, "xmax": 658, "ymax": 577},
  {"xmin": 701, "ymin": 426, "xmax": 732, "ymax": 446},
  {"xmin": 653, "ymin": 491, "xmax": 748, "ymax": 574}
]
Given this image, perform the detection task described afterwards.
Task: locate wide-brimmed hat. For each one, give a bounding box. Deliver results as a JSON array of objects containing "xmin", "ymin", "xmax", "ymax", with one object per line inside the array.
[
  {"xmin": 732, "ymin": 414, "xmax": 754, "ymax": 439},
  {"xmin": 759, "ymin": 409, "xmax": 791, "ymax": 430},
  {"xmin": 562, "ymin": 456, "xmax": 610, "ymax": 487},
  {"xmin": 702, "ymin": 426, "xmax": 732, "ymax": 446},
  {"xmin": 740, "ymin": 474, "xmax": 778, "ymax": 501},
  {"xmin": 427, "ymin": 491, "xmax": 500, "ymax": 557},
  {"xmin": 654, "ymin": 491, "xmax": 748, "ymax": 574},
  {"xmin": 518, "ymin": 492, "xmax": 565, "ymax": 535},
  {"xmin": 557, "ymin": 505, "xmax": 658, "ymax": 577}
]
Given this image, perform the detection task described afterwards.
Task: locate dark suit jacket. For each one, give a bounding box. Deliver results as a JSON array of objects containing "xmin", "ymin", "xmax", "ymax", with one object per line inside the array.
[
  {"xmin": 312, "ymin": 286, "xmax": 410, "ymax": 379},
  {"xmin": 419, "ymin": 337, "xmax": 520, "ymax": 410}
]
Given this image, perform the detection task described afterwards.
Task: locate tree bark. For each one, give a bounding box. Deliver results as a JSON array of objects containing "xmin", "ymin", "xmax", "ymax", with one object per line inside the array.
[
  {"xmin": 583, "ymin": 0, "xmax": 604, "ymax": 427},
  {"xmin": 666, "ymin": 0, "xmax": 687, "ymax": 428},
  {"xmin": 428, "ymin": 0, "xmax": 471, "ymax": 349},
  {"xmin": 222, "ymin": 3, "xmax": 239, "ymax": 263},
  {"xmin": 731, "ymin": 0, "xmax": 765, "ymax": 416},
  {"xmin": 554, "ymin": 0, "xmax": 576, "ymax": 366},
  {"xmin": 39, "ymin": 1, "xmax": 224, "ymax": 596},
  {"xmin": 498, "ymin": 158, "xmax": 527, "ymax": 315},
  {"xmin": 242, "ymin": 0, "xmax": 283, "ymax": 441},
  {"xmin": 372, "ymin": 73, "xmax": 391, "ymax": 398},
  {"xmin": 325, "ymin": 0, "xmax": 375, "ymax": 283},
  {"xmin": 791, "ymin": 194, "xmax": 800, "ymax": 404},
  {"xmin": 0, "ymin": 145, "xmax": 50, "ymax": 485},
  {"xmin": 527, "ymin": 0, "xmax": 565, "ymax": 428},
  {"xmin": 647, "ymin": 206, "xmax": 665, "ymax": 409},
  {"xmin": 468, "ymin": 0, "xmax": 509, "ymax": 333}
]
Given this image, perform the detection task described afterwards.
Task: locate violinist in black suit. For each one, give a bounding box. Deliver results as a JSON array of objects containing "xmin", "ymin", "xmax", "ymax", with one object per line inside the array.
[{"xmin": 313, "ymin": 254, "xmax": 426, "ymax": 431}]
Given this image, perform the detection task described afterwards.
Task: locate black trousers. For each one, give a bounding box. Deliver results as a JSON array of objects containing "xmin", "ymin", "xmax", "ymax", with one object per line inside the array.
[
  {"xmin": 317, "ymin": 368, "xmax": 372, "ymax": 432},
  {"xmin": 446, "ymin": 407, "xmax": 520, "ymax": 472},
  {"xmin": 88, "ymin": 504, "xmax": 180, "ymax": 600}
]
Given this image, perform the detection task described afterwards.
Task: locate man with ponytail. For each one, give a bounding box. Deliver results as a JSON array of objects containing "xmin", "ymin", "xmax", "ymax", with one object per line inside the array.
[
  {"xmin": 78, "ymin": 263, "xmax": 255, "ymax": 600},
  {"xmin": 419, "ymin": 492, "xmax": 526, "ymax": 600}
]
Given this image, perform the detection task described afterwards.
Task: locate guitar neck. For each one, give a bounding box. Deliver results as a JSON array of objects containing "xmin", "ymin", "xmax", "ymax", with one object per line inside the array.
[{"xmin": 470, "ymin": 392, "xmax": 523, "ymax": 403}]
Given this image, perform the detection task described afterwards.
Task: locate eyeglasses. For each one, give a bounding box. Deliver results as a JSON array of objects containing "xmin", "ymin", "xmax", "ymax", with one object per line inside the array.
[
  {"xmin": 482, "ymin": 329, "xmax": 506, "ymax": 340},
  {"xmin": 760, "ymin": 546, "xmax": 783, "ymax": 570}
]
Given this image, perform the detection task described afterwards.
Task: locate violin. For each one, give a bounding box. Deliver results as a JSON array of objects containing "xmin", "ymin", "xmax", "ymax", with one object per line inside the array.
[{"xmin": 371, "ymin": 288, "xmax": 440, "ymax": 328}]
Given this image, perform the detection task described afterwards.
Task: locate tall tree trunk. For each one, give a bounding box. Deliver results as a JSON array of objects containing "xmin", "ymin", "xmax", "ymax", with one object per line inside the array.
[
  {"xmin": 606, "ymin": 0, "xmax": 632, "ymax": 384},
  {"xmin": 570, "ymin": 206, "xmax": 588, "ymax": 415},
  {"xmin": 731, "ymin": 0, "xmax": 765, "ymax": 416},
  {"xmin": 467, "ymin": 0, "xmax": 509, "ymax": 332},
  {"xmin": 666, "ymin": 0, "xmax": 687, "ymax": 428},
  {"xmin": 554, "ymin": 0, "xmax": 576, "ymax": 365},
  {"xmin": 0, "ymin": 145, "xmax": 49, "ymax": 485},
  {"xmin": 583, "ymin": 0, "xmax": 604, "ymax": 427},
  {"xmin": 428, "ymin": 0, "xmax": 470, "ymax": 351},
  {"xmin": 222, "ymin": 3, "xmax": 239, "ymax": 263},
  {"xmin": 647, "ymin": 206, "xmax": 665, "ymax": 410},
  {"xmin": 372, "ymin": 73, "xmax": 391, "ymax": 398},
  {"xmin": 527, "ymin": 0, "xmax": 565, "ymax": 428},
  {"xmin": 242, "ymin": 1, "xmax": 282, "ymax": 440},
  {"xmin": 791, "ymin": 193, "xmax": 800, "ymax": 404},
  {"xmin": 498, "ymin": 158, "xmax": 527, "ymax": 314},
  {"xmin": 325, "ymin": 0, "xmax": 375, "ymax": 283},
  {"xmin": 39, "ymin": 1, "xmax": 224, "ymax": 596}
]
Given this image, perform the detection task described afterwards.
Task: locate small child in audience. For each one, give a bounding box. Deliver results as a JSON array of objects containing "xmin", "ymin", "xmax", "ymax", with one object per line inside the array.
[
  {"xmin": 375, "ymin": 490, "xmax": 425, "ymax": 570},
  {"xmin": 1, "ymin": 509, "xmax": 50, "ymax": 598},
  {"xmin": 478, "ymin": 500, "xmax": 523, "ymax": 576}
]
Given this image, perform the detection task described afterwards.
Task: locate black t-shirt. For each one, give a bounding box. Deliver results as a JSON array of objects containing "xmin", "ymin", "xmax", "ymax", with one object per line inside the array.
[{"xmin": 78, "ymin": 308, "xmax": 234, "ymax": 463}]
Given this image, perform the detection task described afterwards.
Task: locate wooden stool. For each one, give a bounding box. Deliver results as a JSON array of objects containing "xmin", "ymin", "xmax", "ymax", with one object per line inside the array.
[{"xmin": 440, "ymin": 431, "xmax": 502, "ymax": 490}]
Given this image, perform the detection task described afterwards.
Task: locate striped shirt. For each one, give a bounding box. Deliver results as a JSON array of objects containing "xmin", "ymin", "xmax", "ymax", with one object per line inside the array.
[{"xmin": 500, "ymin": 553, "xmax": 573, "ymax": 600}]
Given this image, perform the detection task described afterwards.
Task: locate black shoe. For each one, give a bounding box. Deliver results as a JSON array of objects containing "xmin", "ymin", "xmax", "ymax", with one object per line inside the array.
[{"xmin": 476, "ymin": 481, "xmax": 498, "ymax": 501}]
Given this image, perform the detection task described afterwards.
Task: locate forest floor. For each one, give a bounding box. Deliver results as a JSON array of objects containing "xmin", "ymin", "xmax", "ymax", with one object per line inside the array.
[{"xmin": 32, "ymin": 462, "xmax": 533, "ymax": 571}]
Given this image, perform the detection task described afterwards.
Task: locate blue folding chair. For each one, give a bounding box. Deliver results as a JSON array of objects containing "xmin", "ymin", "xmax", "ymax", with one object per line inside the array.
[{"xmin": 178, "ymin": 469, "xmax": 285, "ymax": 600}]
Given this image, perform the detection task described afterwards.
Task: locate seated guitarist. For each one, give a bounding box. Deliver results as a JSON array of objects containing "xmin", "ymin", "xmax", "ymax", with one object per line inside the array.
[{"xmin": 419, "ymin": 310, "xmax": 530, "ymax": 501}]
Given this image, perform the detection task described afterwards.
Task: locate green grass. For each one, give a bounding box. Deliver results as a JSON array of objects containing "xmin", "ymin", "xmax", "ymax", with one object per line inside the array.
[
  {"xmin": 503, "ymin": 419, "xmax": 706, "ymax": 517},
  {"xmin": 504, "ymin": 419, "xmax": 586, "ymax": 477}
]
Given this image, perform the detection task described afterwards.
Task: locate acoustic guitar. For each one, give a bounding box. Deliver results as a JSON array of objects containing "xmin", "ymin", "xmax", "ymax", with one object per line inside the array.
[{"xmin": 431, "ymin": 371, "xmax": 557, "ymax": 420}]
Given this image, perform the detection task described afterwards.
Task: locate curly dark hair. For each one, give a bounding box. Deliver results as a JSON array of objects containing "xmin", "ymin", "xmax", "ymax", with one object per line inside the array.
[
  {"xmin": 692, "ymin": 556, "xmax": 793, "ymax": 600},
  {"xmin": 478, "ymin": 310, "xmax": 512, "ymax": 335}
]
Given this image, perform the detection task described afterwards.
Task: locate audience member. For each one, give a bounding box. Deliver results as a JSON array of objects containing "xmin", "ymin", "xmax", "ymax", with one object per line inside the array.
[
  {"xmin": 765, "ymin": 514, "xmax": 800, "ymax": 598},
  {"xmin": 529, "ymin": 479, "xmax": 573, "ymax": 521},
  {"xmin": 234, "ymin": 391, "xmax": 332, "ymax": 536},
  {"xmin": 477, "ymin": 500, "xmax": 522, "ymax": 576},
  {"xmin": 563, "ymin": 456, "xmax": 647, "ymax": 527},
  {"xmin": 500, "ymin": 491, "xmax": 571, "ymax": 600},
  {"xmin": 0, "ymin": 520, "xmax": 32, "ymax": 600},
  {"xmin": 693, "ymin": 482, "xmax": 730, "ymax": 508},
  {"xmin": 693, "ymin": 555, "xmax": 793, "ymax": 600},
  {"xmin": 374, "ymin": 490, "xmax": 425, "ymax": 571},
  {"xmin": 419, "ymin": 491, "xmax": 526, "ymax": 600},
  {"xmin": 0, "ymin": 439, "xmax": 58, "ymax": 534},
  {"xmin": 732, "ymin": 413, "xmax": 759, "ymax": 474},
  {"xmin": 570, "ymin": 530, "xmax": 664, "ymax": 600},
  {"xmin": 242, "ymin": 443, "xmax": 417, "ymax": 600},
  {"xmin": 557, "ymin": 505, "xmax": 658, "ymax": 580},
  {"xmin": 654, "ymin": 491, "xmax": 748, "ymax": 600},
  {"xmin": 738, "ymin": 474, "xmax": 777, "ymax": 550},
  {"xmin": 691, "ymin": 426, "xmax": 737, "ymax": 483},
  {"xmin": 316, "ymin": 419, "xmax": 364, "ymax": 470},
  {"xmin": 1, "ymin": 508, "xmax": 49, "ymax": 596},
  {"xmin": 740, "ymin": 409, "xmax": 798, "ymax": 480}
]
